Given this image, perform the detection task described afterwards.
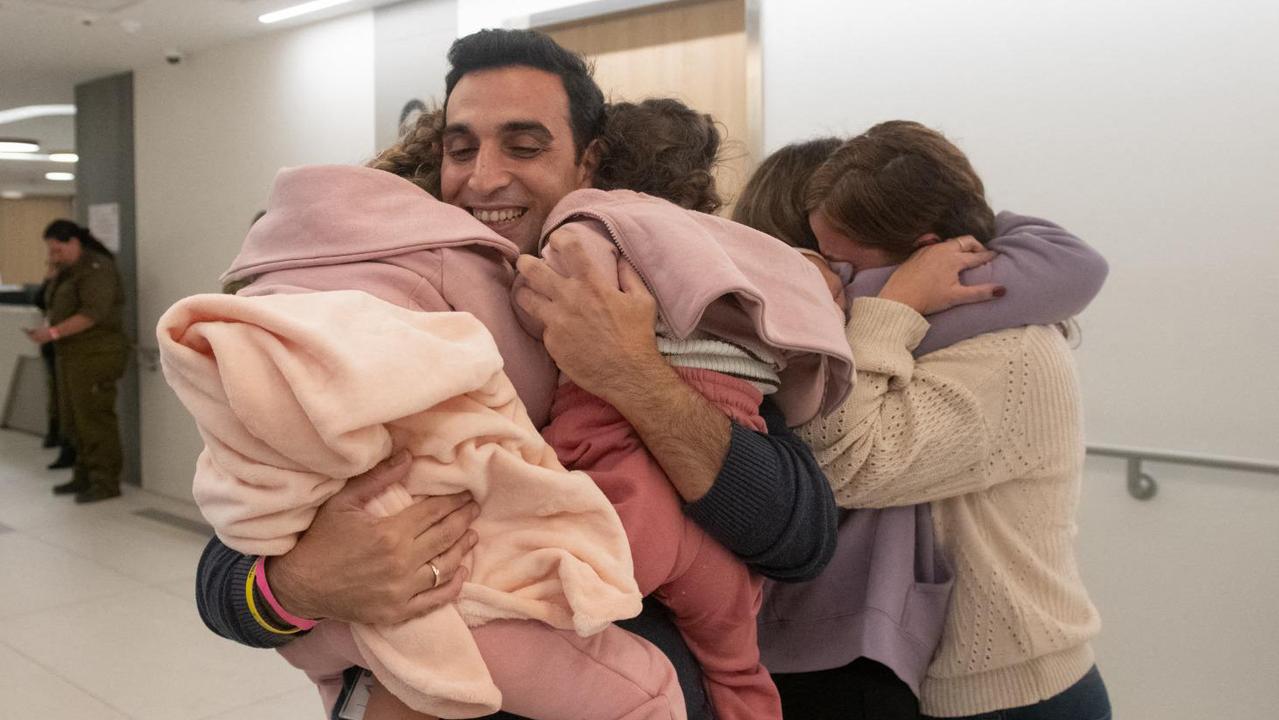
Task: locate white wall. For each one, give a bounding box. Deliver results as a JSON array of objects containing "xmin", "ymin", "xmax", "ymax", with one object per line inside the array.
[
  {"xmin": 456, "ymin": 0, "xmax": 589, "ymax": 34},
  {"xmin": 761, "ymin": 0, "xmax": 1279, "ymax": 715},
  {"xmin": 134, "ymin": 11, "xmax": 377, "ymax": 502},
  {"xmin": 374, "ymin": 0, "xmax": 456, "ymax": 149}
]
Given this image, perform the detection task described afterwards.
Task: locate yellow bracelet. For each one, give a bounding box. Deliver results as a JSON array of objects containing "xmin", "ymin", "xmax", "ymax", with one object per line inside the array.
[{"xmin": 245, "ymin": 561, "xmax": 300, "ymax": 636}]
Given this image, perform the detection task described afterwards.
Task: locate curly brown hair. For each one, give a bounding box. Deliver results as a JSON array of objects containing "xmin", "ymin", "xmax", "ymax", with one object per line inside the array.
[
  {"xmin": 367, "ymin": 106, "xmax": 446, "ymax": 197},
  {"xmin": 806, "ymin": 120, "xmax": 995, "ymax": 261},
  {"xmin": 593, "ymin": 98, "xmax": 723, "ymax": 214}
]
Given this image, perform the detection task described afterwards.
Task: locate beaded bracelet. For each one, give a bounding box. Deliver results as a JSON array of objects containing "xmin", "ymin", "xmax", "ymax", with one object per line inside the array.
[
  {"xmin": 244, "ymin": 560, "xmax": 300, "ymax": 636},
  {"xmin": 254, "ymin": 556, "xmax": 318, "ymax": 631}
]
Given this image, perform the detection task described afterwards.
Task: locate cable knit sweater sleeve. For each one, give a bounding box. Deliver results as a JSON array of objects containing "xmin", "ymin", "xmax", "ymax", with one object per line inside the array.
[{"xmin": 800, "ymin": 297, "xmax": 1064, "ymax": 509}]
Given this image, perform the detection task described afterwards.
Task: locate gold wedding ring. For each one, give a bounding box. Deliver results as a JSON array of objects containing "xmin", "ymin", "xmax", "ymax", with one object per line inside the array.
[{"xmin": 428, "ymin": 561, "xmax": 441, "ymax": 589}]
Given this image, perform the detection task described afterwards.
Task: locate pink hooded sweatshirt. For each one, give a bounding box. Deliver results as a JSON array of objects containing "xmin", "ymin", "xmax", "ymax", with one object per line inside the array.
[
  {"xmin": 531, "ymin": 188, "xmax": 854, "ymax": 427},
  {"xmin": 220, "ymin": 164, "xmax": 557, "ymax": 427},
  {"xmin": 157, "ymin": 166, "xmax": 642, "ymax": 717}
]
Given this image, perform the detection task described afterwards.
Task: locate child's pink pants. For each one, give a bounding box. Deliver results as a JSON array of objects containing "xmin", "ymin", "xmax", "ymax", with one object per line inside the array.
[{"xmin": 541, "ymin": 367, "xmax": 782, "ymax": 720}]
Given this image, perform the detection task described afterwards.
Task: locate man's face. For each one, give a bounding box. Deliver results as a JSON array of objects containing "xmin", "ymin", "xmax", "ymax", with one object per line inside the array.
[
  {"xmin": 809, "ymin": 210, "xmax": 897, "ymax": 273},
  {"xmin": 441, "ymin": 66, "xmax": 595, "ymax": 254}
]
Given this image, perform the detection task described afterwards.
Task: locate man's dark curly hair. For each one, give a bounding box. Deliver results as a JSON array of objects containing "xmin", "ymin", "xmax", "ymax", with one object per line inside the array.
[{"xmin": 444, "ymin": 29, "xmax": 605, "ymax": 162}]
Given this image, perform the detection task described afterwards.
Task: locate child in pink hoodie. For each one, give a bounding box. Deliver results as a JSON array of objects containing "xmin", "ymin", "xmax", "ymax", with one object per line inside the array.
[
  {"xmin": 158, "ymin": 163, "xmax": 689, "ymax": 720},
  {"xmin": 506, "ymin": 100, "xmax": 853, "ymax": 720}
]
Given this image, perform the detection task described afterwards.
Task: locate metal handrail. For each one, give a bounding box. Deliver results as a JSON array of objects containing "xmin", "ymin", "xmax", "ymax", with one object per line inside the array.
[{"xmin": 1086, "ymin": 444, "xmax": 1279, "ymax": 500}]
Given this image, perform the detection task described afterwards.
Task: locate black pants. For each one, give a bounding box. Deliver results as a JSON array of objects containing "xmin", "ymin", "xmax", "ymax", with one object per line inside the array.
[{"xmin": 773, "ymin": 658, "xmax": 920, "ymax": 719}]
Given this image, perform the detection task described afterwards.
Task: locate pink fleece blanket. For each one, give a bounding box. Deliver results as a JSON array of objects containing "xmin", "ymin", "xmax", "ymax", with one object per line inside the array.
[{"xmin": 157, "ymin": 289, "xmax": 641, "ymax": 717}]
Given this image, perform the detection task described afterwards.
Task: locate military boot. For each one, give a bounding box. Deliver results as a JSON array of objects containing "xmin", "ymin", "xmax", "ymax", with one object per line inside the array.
[
  {"xmin": 47, "ymin": 444, "xmax": 76, "ymax": 470},
  {"xmin": 53, "ymin": 467, "xmax": 89, "ymax": 495},
  {"xmin": 75, "ymin": 484, "xmax": 122, "ymax": 504}
]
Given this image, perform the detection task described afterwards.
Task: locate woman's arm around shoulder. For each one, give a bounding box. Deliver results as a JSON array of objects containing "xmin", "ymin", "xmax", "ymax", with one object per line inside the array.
[{"xmin": 849, "ymin": 212, "xmax": 1108, "ymax": 355}]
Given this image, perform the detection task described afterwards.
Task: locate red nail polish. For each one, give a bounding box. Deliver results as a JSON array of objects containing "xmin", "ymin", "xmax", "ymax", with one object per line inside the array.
[{"xmin": 993, "ymin": 287, "xmax": 1007, "ymax": 298}]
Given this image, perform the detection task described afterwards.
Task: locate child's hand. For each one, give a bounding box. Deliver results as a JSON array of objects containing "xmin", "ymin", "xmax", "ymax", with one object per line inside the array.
[
  {"xmin": 798, "ymin": 249, "xmax": 848, "ymax": 312},
  {"xmin": 878, "ymin": 236, "xmax": 1003, "ymax": 315}
]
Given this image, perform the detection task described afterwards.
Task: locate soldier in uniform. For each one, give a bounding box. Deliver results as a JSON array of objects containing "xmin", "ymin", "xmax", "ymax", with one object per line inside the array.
[{"xmin": 24, "ymin": 220, "xmax": 128, "ymax": 503}]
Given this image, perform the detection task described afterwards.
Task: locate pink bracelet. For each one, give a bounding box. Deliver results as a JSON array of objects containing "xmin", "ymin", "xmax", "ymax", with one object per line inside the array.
[{"xmin": 253, "ymin": 556, "xmax": 318, "ymax": 630}]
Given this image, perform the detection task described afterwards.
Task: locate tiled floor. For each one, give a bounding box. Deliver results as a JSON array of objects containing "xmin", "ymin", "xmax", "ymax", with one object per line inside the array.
[{"xmin": 0, "ymin": 429, "xmax": 323, "ymax": 719}]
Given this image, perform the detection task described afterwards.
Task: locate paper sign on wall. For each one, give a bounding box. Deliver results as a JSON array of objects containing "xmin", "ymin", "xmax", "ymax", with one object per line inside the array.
[{"xmin": 88, "ymin": 203, "xmax": 121, "ymax": 253}]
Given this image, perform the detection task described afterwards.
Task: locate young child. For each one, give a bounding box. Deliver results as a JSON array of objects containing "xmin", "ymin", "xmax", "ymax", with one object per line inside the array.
[
  {"xmin": 514, "ymin": 99, "xmax": 855, "ymax": 720},
  {"xmin": 157, "ymin": 161, "xmax": 688, "ymax": 720}
]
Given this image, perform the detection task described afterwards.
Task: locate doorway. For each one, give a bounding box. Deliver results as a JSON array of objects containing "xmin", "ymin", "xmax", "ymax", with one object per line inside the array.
[{"xmin": 536, "ymin": 0, "xmax": 761, "ymax": 212}]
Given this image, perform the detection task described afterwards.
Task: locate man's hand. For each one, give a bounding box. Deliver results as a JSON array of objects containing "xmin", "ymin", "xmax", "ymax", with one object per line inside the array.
[
  {"xmin": 266, "ymin": 450, "xmax": 480, "ymax": 626},
  {"xmin": 878, "ymin": 236, "xmax": 1003, "ymax": 315},
  {"xmin": 514, "ymin": 233, "xmax": 730, "ymax": 502},
  {"xmin": 513, "ymin": 234, "xmax": 667, "ymax": 405}
]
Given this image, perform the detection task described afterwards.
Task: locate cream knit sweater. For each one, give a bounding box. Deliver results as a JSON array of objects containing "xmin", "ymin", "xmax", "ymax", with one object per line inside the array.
[{"xmin": 799, "ymin": 297, "xmax": 1101, "ymax": 717}]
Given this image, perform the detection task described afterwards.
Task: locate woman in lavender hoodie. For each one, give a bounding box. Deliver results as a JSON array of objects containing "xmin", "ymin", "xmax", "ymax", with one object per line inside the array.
[{"xmin": 733, "ymin": 123, "xmax": 1110, "ymax": 720}]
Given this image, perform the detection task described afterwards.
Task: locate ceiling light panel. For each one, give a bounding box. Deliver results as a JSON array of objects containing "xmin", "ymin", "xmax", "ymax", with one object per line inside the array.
[
  {"xmin": 0, "ymin": 105, "xmax": 77, "ymax": 126},
  {"xmin": 0, "ymin": 140, "xmax": 41, "ymax": 153},
  {"xmin": 0, "ymin": 152, "xmax": 58, "ymax": 162},
  {"xmin": 260, "ymin": 0, "xmax": 354, "ymax": 24}
]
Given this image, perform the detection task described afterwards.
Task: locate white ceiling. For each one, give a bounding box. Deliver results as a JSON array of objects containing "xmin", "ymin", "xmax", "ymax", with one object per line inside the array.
[{"xmin": 0, "ymin": 0, "xmax": 405, "ymax": 196}]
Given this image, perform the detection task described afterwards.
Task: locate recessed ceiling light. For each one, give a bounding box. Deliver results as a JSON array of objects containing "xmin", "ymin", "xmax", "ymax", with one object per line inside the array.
[
  {"xmin": 48, "ymin": 153, "xmax": 79, "ymax": 163},
  {"xmin": 0, "ymin": 139, "xmax": 40, "ymax": 153},
  {"xmin": 1, "ymin": 191, "xmax": 24, "ymax": 200},
  {"xmin": 46, "ymin": 172, "xmax": 75, "ymax": 182},
  {"xmin": 0, "ymin": 105, "xmax": 76, "ymax": 126},
  {"xmin": 259, "ymin": 0, "xmax": 353, "ymax": 24}
]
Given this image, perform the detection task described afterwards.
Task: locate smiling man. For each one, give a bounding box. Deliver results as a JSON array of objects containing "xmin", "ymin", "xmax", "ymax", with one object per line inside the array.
[
  {"xmin": 441, "ymin": 65, "xmax": 598, "ymax": 252},
  {"xmin": 193, "ymin": 29, "xmax": 837, "ymax": 720}
]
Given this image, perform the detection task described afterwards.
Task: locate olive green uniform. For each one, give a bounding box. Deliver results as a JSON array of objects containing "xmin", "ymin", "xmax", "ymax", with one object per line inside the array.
[{"xmin": 43, "ymin": 250, "xmax": 128, "ymax": 495}]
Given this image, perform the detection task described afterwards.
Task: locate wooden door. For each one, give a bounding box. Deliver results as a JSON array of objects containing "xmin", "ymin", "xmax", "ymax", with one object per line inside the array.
[
  {"xmin": 0, "ymin": 197, "xmax": 73, "ymax": 284},
  {"xmin": 545, "ymin": 0, "xmax": 756, "ymax": 213}
]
